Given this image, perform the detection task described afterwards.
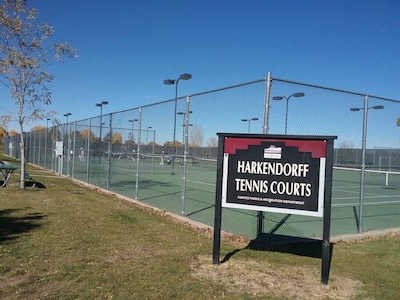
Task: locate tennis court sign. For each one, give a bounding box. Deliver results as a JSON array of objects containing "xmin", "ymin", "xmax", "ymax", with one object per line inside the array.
[
  {"xmin": 221, "ymin": 135, "xmax": 331, "ymax": 216},
  {"xmin": 212, "ymin": 133, "xmax": 336, "ymax": 284}
]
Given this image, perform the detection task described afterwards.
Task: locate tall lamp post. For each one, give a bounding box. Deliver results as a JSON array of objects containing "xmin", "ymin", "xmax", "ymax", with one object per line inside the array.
[
  {"xmin": 272, "ymin": 92, "xmax": 305, "ymax": 134},
  {"xmin": 146, "ymin": 126, "xmax": 152, "ymax": 144},
  {"xmin": 177, "ymin": 111, "xmax": 193, "ymax": 152},
  {"xmin": 350, "ymin": 101, "xmax": 384, "ymax": 233},
  {"xmin": 128, "ymin": 119, "xmax": 138, "ymax": 142},
  {"xmin": 96, "ymin": 101, "xmax": 108, "ymax": 163},
  {"xmin": 164, "ymin": 73, "xmax": 192, "ymax": 174},
  {"xmin": 241, "ymin": 117, "xmax": 259, "ymax": 133},
  {"xmin": 96, "ymin": 101, "xmax": 108, "ymax": 143},
  {"xmin": 63, "ymin": 112, "xmax": 71, "ymax": 124}
]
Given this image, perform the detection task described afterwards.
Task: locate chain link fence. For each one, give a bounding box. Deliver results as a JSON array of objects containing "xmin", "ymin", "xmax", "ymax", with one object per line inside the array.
[{"xmin": 3, "ymin": 73, "xmax": 400, "ymax": 239}]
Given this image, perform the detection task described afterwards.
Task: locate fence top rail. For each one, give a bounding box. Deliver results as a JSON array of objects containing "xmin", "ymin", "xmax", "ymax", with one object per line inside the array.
[
  {"xmin": 189, "ymin": 78, "xmax": 266, "ymax": 98},
  {"xmin": 76, "ymin": 74, "xmax": 400, "ymax": 123},
  {"xmin": 89, "ymin": 78, "xmax": 267, "ymax": 119},
  {"xmin": 272, "ymin": 76, "xmax": 400, "ymax": 103}
]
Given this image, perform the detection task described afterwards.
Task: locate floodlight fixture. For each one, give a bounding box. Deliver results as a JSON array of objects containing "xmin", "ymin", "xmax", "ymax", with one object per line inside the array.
[
  {"xmin": 293, "ymin": 92, "xmax": 305, "ymax": 98},
  {"xmin": 63, "ymin": 113, "xmax": 72, "ymax": 123},
  {"xmin": 163, "ymin": 79, "xmax": 174, "ymax": 85},
  {"xmin": 272, "ymin": 96, "xmax": 283, "ymax": 101},
  {"xmin": 177, "ymin": 110, "xmax": 193, "ymax": 116},
  {"xmin": 350, "ymin": 105, "xmax": 384, "ymax": 112},
  {"xmin": 241, "ymin": 117, "xmax": 259, "ymax": 133},
  {"xmin": 179, "ymin": 73, "xmax": 192, "ymax": 80},
  {"xmin": 272, "ymin": 92, "xmax": 305, "ymax": 134},
  {"xmin": 96, "ymin": 100, "xmax": 108, "ymax": 108}
]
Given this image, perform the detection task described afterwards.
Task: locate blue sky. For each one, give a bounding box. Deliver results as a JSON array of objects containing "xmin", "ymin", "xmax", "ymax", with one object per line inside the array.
[{"xmin": 0, "ymin": 0, "xmax": 399, "ymax": 146}]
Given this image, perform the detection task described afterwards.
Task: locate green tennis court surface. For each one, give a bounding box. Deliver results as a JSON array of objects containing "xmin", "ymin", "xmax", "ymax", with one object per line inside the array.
[{"xmin": 71, "ymin": 155, "xmax": 400, "ymax": 239}]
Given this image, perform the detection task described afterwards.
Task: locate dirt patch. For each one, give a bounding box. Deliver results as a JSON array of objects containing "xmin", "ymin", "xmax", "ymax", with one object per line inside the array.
[{"xmin": 190, "ymin": 255, "xmax": 362, "ymax": 299}]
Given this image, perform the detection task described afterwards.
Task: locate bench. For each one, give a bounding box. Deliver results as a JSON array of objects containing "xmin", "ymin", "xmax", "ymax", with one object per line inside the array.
[{"xmin": 0, "ymin": 161, "xmax": 19, "ymax": 187}]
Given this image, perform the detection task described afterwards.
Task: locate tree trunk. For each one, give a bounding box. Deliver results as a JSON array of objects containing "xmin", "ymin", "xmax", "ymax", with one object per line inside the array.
[{"xmin": 19, "ymin": 129, "xmax": 26, "ymax": 189}]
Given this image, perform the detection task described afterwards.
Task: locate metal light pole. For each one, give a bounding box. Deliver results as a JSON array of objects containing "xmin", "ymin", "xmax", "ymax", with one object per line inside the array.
[
  {"xmin": 128, "ymin": 119, "xmax": 138, "ymax": 142},
  {"xmin": 177, "ymin": 111, "xmax": 193, "ymax": 153},
  {"xmin": 350, "ymin": 100, "xmax": 384, "ymax": 233},
  {"xmin": 241, "ymin": 117, "xmax": 259, "ymax": 133},
  {"xmin": 164, "ymin": 73, "xmax": 192, "ymax": 174},
  {"xmin": 96, "ymin": 101, "xmax": 108, "ymax": 143},
  {"xmin": 63, "ymin": 113, "xmax": 71, "ymax": 124},
  {"xmin": 146, "ymin": 126, "xmax": 152, "ymax": 144},
  {"xmin": 272, "ymin": 92, "xmax": 305, "ymax": 134},
  {"xmin": 96, "ymin": 101, "xmax": 108, "ymax": 163}
]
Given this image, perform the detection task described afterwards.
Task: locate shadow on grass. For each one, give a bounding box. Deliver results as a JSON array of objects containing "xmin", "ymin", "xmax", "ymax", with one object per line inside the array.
[
  {"xmin": 246, "ymin": 234, "xmax": 332, "ymax": 259},
  {"xmin": 25, "ymin": 181, "xmax": 46, "ymax": 188},
  {"xmin": 221, "ymin": 234, "xmax": 334, "ymax": 264},
  {"xmin": 0, "ymin": 209, "xmax": 45, "ymax": 244}
]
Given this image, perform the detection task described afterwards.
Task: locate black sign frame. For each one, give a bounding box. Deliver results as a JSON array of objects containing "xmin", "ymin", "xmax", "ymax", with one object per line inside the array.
[{"xmin": 212, "ymin": 133, "xmax": 336, "ymax": 285}]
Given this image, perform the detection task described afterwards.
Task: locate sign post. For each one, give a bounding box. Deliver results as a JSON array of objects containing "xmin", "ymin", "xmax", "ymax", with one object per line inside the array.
[{"xmin": 212, "ymin": 133, "xmax": 336, "ymax": 284}]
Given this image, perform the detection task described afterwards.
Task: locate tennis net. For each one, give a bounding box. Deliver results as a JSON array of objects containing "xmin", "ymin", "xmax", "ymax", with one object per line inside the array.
[{"xmin": 333, "ymin": 166, "xmax": 400, "ymax": 188}]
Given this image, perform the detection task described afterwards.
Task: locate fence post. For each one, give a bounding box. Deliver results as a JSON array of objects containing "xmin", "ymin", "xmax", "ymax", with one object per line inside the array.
[
  {"xmin": 181, "ymin": 96, "xmax": 191, "ymax": 216},
  {"xmin": 86, "ymin": 118, "xmax": 91, "ymax": 183},
  {"xmin": 72, "ymin": 122, "xmax": 77, "ymax": 178},
  {"xmin": 358, "ymin": 95, "xmax": 368, "ymax": 233},
  {"xmin": 107, "ymin": 113, "xmax": 112, "ymax": 190},
  {"xmin": 135, "ymin": 107, "xmax": 142, "ymax": 200},
  {"xmin": 256, "ymin": 71, "xmax": 273, "ymax": 238}
]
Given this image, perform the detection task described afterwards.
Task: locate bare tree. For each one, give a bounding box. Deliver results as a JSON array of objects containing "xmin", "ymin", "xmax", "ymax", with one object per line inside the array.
[
  {"xmin": 206, "ymin": 137, "xmax": 217, "ymax": 147},
  {"xmin": 189, "ymin": 124, "xmax": 204, "ymax": 147},
  {"xmin": 189, "ymin": 124, "xmax": 203, "ymax": 157},
  {"xmin": 338, "ymin": 140, "xmax": 355, "ymax": 149},
  {"xmin": 0, "ymin": 0, "xmax": 77, "ymax": 188}
]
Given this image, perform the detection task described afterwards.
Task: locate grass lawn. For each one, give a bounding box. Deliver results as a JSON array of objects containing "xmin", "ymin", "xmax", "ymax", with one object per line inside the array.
[{"xmin": 1, "ymin": 153, "xmax": 400, "ymax": 299}]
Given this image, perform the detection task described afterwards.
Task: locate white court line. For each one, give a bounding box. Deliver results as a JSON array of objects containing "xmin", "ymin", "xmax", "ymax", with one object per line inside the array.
[
  {"xmin": 334, "ymin": 193, "xmax": 399, "ymax": 200},
  {"xmin": 334, "ymin": 189, "xmax": 397, "ymax": 199},
  {"xmin": 334, "ymin": 188, "xmax": 360, "ymax": 195},
  {"xmin": 187, "ymin": 179, "xmax": 215, "ymax": 187},
  {"xmin": 333, "ymin": 199, "xmax": 400, "ymax": 207},
  {"xmin": 334, "ymin": 185, "xmax": 361, "ymax": 189}
]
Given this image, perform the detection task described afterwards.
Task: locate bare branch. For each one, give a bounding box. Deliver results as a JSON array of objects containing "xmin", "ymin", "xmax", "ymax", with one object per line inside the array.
[{"xmin": 0, "ymin": 0, "xmax": 77, "ymax": 188}]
